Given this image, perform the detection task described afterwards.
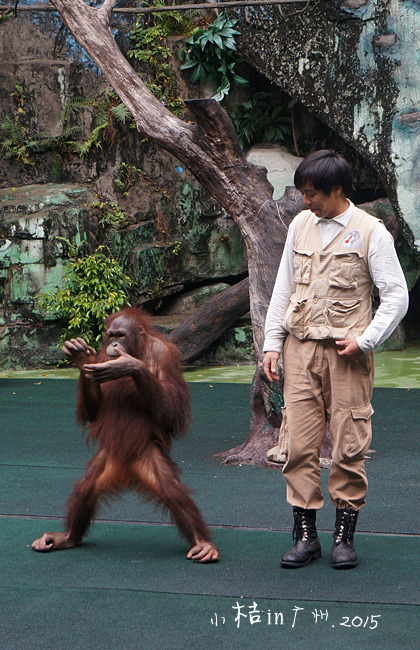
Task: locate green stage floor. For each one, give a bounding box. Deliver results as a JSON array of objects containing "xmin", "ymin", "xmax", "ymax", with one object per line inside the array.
[{"xmin": 1, "ymin": 376, "xmax": 419, "ymax": 648}]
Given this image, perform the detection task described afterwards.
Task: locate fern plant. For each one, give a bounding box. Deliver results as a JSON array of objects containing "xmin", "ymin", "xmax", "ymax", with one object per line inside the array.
[
  {"xmin": 130, "ymin": 0, "xmax": 198, "ymax": 42},
  {"xmin": 110, "ymin": 103, "xmax": 133, "ymax": 125},
  {"xmin": 69, "ymin": 94, "xmax": 111, "ymax": 158},
  {"xmin": 179, "ymin": 13, "xmax": 248, "ymax": 101},
  {"xmin": 1, "ymin": 83, "xmax": 133, "ymax": 170},
  {"xmin": 1, "ymin": 114, "xmax": 40, "ymax": 164},
  {"xmin": 65, "ymin": 91, "xmax": 134, "ymax": 158},
  {"xmin": 230, "ymin": 92, "xmax": 291, "ymax": 149},
  {"xmin": 114, "ymin": 161, "xmax": 145, "ymax": 197},
  {"xmin": 36, "ymin": 126, "xmax": 81, "ymax": 178}
]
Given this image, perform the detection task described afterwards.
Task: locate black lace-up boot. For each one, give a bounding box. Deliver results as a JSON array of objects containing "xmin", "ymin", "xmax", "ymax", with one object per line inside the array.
[
  {"xmin": 330, "ymin": 508, "xmax": 359, "ymax": 569},
  {"xmin": 281, "ymin": 507, "xmax": 322, "ymax": 568}
]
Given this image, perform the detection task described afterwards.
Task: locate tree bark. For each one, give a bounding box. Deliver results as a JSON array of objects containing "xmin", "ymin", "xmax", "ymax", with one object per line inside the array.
[{"xmin": 50, "ymin": 0, "xmax": 305, "ymax": 463}]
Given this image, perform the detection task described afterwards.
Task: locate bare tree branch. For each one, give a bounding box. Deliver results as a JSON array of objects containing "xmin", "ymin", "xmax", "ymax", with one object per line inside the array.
[
  {"xmin": 100, "ymin": 0, "xmax": 118, "ymax": 22},
  {"xmin": 12, "ymin": 1, "xmax": 319, "ymax": 15}
]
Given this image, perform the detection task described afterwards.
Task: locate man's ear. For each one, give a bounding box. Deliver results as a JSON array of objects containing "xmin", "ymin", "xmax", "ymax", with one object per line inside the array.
[
  {"xmin": 333, "ymin": 185, "xmax": 343, "ymax": 197},
  {"xmin": 139, "ymin": 325, "xmax": 145, "ymax": 335}
]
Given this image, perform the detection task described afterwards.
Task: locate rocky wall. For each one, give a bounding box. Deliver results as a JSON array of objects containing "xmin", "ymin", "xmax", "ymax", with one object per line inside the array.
[
  {"xmin": 0, "ymin": 7, "xmax": 248, "ymax": 367},
  {"xmin": 0, "ymin": 176, "xmax": 247, "ymax": 367},
  {"xmin": 0, "ymin": 3, "xmax": 419, "ymax": 368},
  {"xmin": 0, "ymin": 183, "xmax": 97, "ymax": 367},
  {"xmin": 233, "ymin": 0, "xmax": 420, "ymax": 251}
]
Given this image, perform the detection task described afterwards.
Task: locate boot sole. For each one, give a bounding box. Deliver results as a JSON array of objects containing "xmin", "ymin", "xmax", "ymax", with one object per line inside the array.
[
  {"xmin": 281, "ymin": 550, "xmax": 322, "ymax": 568},
  {"xmin": 331, "ymin": 559, "xmax": 358, "ymax": 570}
]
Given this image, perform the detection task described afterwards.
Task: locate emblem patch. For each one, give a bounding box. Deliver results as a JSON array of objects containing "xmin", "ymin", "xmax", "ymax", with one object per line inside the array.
[{"xmin": 342, "ymin": 230, "xmax": 363, "ymax": 249}]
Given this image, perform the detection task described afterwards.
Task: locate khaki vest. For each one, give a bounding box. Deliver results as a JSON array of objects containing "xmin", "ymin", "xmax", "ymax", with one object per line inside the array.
[{"xmin": 283, "ymin": 207, "xmax": 379, "ymax": 340}]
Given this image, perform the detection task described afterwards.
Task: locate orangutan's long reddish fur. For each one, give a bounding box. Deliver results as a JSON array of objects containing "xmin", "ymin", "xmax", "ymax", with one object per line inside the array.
[
  {"xmin": 64, "ymin": 307, "xmax": 211, "ymax": 547},
  {"xmin": 78, "ymin": 308, "xmax": 190, "ymax": 462}
]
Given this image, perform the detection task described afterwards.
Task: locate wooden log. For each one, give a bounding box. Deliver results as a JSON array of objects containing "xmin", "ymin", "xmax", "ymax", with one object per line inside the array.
[{"xmin": 169, "ymin": 278, "xmax": 250, "ymax": 363}]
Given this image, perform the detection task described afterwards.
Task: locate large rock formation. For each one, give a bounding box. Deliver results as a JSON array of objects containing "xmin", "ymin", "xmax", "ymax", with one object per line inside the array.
[
  {"xmin": 234, "ymin": 0, "xmax": 420, "ymax": 252},
  {"xmin": 0, "ymin": 184, "xmax": 96, "ymax": 367},
  {"xmin": 0, "ymin": 181, "xmax": 247, "ymax": 368}
]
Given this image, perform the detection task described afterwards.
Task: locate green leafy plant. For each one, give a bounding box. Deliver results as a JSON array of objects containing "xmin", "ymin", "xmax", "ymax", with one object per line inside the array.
[
  {"xmin": 54, "ymin": 236, "xmax": 88, "ymax": 260},
  {"xmin": 70, "ymin": 104, "xmax": 110, "ymax": 158},
  {"xmin": 180, "ymin": 13, "xmax": 248, "ymax": 101},
  {"xmin": 1, "ymin": 84, "xmax": 38, "ymax": 164},
  {"xmin": 0, "ymin": 9, "xmax": 14, "ymax": 23},
  {"xmin": 11, "ymin": 84, "xmax": 25, "ymax": 105},
  {"xmin": 64, "ymin": 91, "xmax": 134, "ymax": 158},
  {"xmin": 36, "ymin": 246, "xmax": 133, "ymax": 347},
  {"xmin": 91, "ymin": 200, "xmax": 129, "ymax": 230},
  {"xmin": 1, "ymin": 113, "xmax": 81, "ymax": 174},
  {"xmin": 230, "ymin": 92, "xmax": 291, "ymax": 149},
  {"xmin": 1, "ymin": 84, "xmax": 80, "ymax": 175},
  {"xmin": 1, "ymin": 85, "xmax": 126, "ymax": 167},
  {"xmin": 110, "ymin": 102, "xmax": 133, "ymax": 125},
  {"xmin": 171, "ymin": 240, "xmax": 182, "ymax": 256},
  {"xmin": 1, "ymin": 113, "xmax": 40, "ymax": 165},
  {"xmin": 37, "ymin": 127, "xmax": 82, "ymax": 178},
  {"xmin": 114, "ymin": 161, "xmax": 146, "ymax": 196},
  {"xmin": 128, "ymin": 0, "xmax": 197, "ymax": 116},
  {"xmin": 151, "ymin": 275, "xmax": 165, "ymax": 308},
  {"xmin": 134, "ymin": 0, "xmax": 198, "ymax": 39}
]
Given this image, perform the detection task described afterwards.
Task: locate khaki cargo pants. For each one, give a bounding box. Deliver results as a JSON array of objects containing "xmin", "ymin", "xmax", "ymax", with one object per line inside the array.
[{"xmin": 282, "ymin": 334, "xmax": 374, "ymax": 511}]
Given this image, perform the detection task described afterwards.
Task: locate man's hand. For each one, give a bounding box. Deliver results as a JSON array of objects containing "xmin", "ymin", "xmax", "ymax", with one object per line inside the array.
[
  {"xmin": 335, "ymin": 339, "xmax": 363, "ymax": 359},
  {"xmin": 263, "ymin": 351, "xmax": 281, "ymax": 383}
]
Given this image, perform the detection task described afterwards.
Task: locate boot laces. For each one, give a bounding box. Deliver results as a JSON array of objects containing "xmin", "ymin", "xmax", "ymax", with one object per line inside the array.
[
  {"xmin": 293, "ymin": 510, "xmax": 315, "ymax": 542},
  {"xmin": 335, "ymin": 510, "xmax": 357, "ymax": 544}
]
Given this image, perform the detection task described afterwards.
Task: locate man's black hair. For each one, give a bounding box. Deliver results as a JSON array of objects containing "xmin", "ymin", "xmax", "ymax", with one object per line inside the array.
[{"xmin": 294, "ymin": 150, "xmax": 353, "ymax": 197}]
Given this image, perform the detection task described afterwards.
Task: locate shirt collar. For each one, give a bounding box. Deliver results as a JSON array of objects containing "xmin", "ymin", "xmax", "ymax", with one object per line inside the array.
[{"xmin": 314, "ymin": 200, "xmax": 355, "ymax": 226}]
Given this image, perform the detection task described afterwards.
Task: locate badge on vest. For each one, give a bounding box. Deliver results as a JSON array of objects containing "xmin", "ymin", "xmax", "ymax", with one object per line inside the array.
[{"xmin": 342, "ymin": 230, "xmax": 363, "ymax": 249}]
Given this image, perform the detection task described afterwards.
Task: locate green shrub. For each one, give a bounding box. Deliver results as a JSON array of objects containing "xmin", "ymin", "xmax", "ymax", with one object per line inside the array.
[
  {"xmin": 1, "ymin": 113, "xmax": 40, "ymax": 165},
  {"xmin": 230, "ymin": 92, "xmax": 291, "ymax": 149},
  {"xmin": 128, "ymin": 0, "xmax": 197, "ymax": 116},
  {"xmin": 91, "ymin": 200, "xmax": 129, "ymax": 229},
  {"xmin": 180, "ymin": 13, "xmax": 248, "ymax": 102},
  {"xmin": 36, "ymin": 247, "xmax": 133, "ymax": 347}
]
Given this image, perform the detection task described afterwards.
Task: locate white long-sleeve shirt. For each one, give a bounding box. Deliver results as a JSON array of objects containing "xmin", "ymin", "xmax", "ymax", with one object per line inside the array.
[{"xmin": 264, "ymin": 201, "xmax": 409, "ymax": 353}]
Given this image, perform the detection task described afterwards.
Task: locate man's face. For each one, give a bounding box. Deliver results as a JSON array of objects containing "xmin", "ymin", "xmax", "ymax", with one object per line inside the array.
[{"xmin": 300, "ymin": 183, "xmax": 345, "ymax": 219}]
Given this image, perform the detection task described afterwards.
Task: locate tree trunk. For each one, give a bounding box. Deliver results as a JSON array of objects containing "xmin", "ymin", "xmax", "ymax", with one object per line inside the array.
[{"xmin": 50, "ymin": 0, "xmax": 305, "ymax": 463}]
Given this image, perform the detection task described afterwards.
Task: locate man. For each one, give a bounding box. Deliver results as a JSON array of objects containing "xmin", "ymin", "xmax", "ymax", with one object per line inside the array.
[{"xmin": 263, "ymin": 150, "xmax": 408, "ymax": 569}]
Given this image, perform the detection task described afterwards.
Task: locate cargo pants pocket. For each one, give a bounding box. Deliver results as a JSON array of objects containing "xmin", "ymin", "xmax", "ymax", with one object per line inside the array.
[
  {"xmin": 267, "ymin": 407, "xmax": 288, "ymax": 463},
  {"xmin": 344, "ymin": 402, "xmax": 374, "ymax": 459}
]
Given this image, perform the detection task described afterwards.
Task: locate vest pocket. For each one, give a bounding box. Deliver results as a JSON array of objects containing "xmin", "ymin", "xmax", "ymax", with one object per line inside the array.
[
  {"xmin": 324, "ymin": 298, "xmax": 361, "ymax": 329},
  {"xmin": 329, "ymin": 252, "xmax": 362, "ymax": 289},
  {"xmin": 283, "ymin": 297, "xmax": 307, "ymax": 335},
  {"xmin": 293, "ymin": 249, "xmax": 313, "ymax": 284}
]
